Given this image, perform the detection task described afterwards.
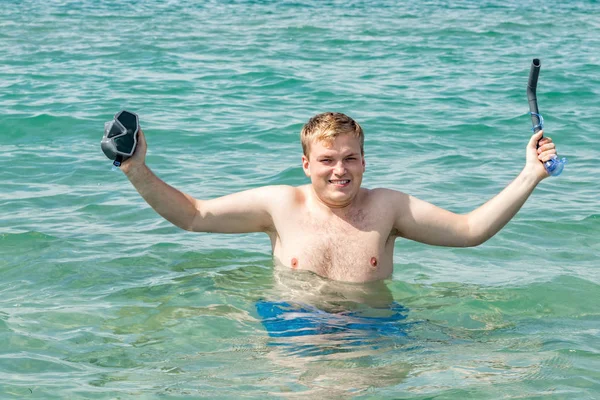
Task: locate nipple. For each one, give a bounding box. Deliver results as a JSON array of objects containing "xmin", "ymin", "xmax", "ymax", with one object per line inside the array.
[
  {"xmin": 370, "ymin": 257, "xmax": 378, "ymax": 268},
  {"xmin": 291, "ymin": 257, "xmax": 298, "ymax": 269}
]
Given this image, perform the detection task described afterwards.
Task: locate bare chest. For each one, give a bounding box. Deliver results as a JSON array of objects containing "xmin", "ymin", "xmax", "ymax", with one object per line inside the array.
[{"xmin": 273, "ymin": 210, "xmax": 394, "ymax": 282}]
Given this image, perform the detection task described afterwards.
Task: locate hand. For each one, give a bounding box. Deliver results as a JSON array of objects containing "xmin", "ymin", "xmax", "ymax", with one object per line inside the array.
[
  {"xmin": 120, "ymin": 127, "xmax": 148, "ymax": 175},
  {"xmin": 525, "ymin": 130, "xmax": 557, "ymax": 181}
]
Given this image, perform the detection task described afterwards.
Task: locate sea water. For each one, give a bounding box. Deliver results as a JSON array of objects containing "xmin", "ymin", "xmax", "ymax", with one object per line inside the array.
[{"xmin": 1, "ymin": 0, "xmax": 599, "ymax": 398}]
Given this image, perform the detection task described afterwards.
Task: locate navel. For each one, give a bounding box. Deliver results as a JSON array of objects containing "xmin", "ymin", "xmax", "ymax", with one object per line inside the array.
[
  {"xmin": 291, "ymin": 257, "xmax": 298, "ymax": 269},
  {"xmin": 370, "ymin": 256, "xmax": 378, "ymax": 268}
]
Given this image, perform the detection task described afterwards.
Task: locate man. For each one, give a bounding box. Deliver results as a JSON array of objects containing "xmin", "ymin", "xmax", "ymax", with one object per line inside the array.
[{"xmin": 120, "ymin": 112, "xmax": 558, "ymax": 283}]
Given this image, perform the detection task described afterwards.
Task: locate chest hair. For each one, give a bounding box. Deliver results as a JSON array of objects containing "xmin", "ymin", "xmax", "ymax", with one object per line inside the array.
[{"xmin": 302, "ymin": 208, "xmax": 378, "ymax": 276}]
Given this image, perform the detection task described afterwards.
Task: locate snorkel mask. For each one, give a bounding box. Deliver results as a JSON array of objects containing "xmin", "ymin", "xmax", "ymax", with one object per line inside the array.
[{"xmin": 101, "ymin": 110, "xmax": 139, "ymax": 167}]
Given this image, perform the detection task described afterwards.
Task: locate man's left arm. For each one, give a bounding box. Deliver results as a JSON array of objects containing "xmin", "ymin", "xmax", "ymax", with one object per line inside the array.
[{"xmin": 392, "ymin": 130, "xmax": 557, "ymax": 247}]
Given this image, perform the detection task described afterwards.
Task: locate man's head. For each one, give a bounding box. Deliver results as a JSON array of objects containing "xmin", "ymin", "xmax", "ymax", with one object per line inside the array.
[
  {"xmin": 300, "ymin": 112, "xmax": 366, "ymax": 208},
  {"xmin": 300, "ymin": 112, "xmax": 364, "ymax": 157}
]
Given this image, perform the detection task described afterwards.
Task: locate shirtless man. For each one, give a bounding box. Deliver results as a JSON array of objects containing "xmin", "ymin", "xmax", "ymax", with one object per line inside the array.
[{"xmin": 120, "ymin": 112, "xmax": 558, "ymax": 283}]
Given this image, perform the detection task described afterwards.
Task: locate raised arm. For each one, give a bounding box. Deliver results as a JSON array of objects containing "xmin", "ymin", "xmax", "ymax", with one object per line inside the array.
[
  {"xmin": 392, "ymin": 130, "xmax": 557, "ymax": 247},
  {"xmin": 120, "ymin": 128, "xmax": 275, "ymax": 234}
]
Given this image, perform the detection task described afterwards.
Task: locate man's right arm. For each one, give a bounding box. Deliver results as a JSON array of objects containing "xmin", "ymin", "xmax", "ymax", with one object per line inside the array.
[{"xmin": 121, "ymin": 128, "xmax": 275, "ymax": 234}]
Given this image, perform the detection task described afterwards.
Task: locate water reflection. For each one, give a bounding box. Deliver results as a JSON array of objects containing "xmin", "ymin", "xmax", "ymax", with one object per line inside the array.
[
  {"xmin": 244, "ymin": 267, "xmax": 415, "ymax": 394},
  {"xmin": 254, "ymin": 266, "xmax": 416, "ymax": 358},
  {"xmin": 270, "ymin": 265, "xmax": 396, "ymax": 309}
]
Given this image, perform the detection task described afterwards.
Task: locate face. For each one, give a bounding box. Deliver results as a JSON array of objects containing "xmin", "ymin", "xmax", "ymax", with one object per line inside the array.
[{"xmin": 302, "ymin": 134, "xmax": 366, "ymax": 208}]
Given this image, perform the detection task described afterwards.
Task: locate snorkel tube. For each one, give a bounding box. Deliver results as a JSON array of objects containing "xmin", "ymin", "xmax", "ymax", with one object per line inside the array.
[{"xmin": 527, "ymin": 58, "xmax": 566, "ymax": 176}]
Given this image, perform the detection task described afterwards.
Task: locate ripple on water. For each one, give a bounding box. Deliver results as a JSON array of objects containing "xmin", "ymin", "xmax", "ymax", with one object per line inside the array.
[{"xmin": 1, "ymin": 0, "xmax": 599, "ymax": 398}]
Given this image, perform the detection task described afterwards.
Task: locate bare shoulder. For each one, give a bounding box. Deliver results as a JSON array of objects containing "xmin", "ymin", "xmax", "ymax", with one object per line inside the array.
[
  {"xmin": 239, "ymin": 184, "xmax": 298, "ymax": 197},
  {"xmin": 263, "ymin": 185, "xmax": 307, "ymax": 236},
  {"xmin": 261, "ymin": 184, "xmax": 305, "ymax": 199},
  {"xmin": 366, "ymin": 187, "xmax": 411, "ymax": 205},
  {"xmin": 254, "ymin": 184, "xmax": 308, "ymax": 212},
  {"xmin": 364, "ymin": 188, "xmax": 414, "ymax": 232},
  {"xmin": 271, "ymin": 184, "xmax": 308, "ymax": 205}
]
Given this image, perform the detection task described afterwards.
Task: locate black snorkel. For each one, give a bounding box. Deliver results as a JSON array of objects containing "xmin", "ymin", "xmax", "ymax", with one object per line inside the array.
[
  {"xmin": 527, "ymin": 59, "xmax": 543, "ymax": 133},
  {"xmin": 526, "ymin": 59, "xmax": 566, "ymax": 176}
]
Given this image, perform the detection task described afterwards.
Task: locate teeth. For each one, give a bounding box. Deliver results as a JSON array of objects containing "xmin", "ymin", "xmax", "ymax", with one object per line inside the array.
[{"xmin": 330, "ymin": 180, "xmax": 349, "ymax": 184}]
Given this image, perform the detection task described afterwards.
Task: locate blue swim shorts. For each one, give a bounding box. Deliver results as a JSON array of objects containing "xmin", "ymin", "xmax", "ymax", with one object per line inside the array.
[{"xmin": 255, "ymin": 300, "xmax": 410, "ymax": 339}]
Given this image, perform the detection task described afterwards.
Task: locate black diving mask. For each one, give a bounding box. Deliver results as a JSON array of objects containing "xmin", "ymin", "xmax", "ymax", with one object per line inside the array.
[{"xmin": 101, "ymin": 110, "xmax": 139, "ymax": 167}]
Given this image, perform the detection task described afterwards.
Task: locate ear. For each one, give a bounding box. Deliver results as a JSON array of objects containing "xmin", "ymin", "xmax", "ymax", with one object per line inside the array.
[{"xmin": 302, "ymin": 154, "xmax": 311, "ymax": 177}]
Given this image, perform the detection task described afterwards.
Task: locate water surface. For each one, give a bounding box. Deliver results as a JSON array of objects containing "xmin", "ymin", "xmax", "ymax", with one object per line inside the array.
[{"xmin": 1, "ymin": 0, "xmax": 599, "ymax": 398}]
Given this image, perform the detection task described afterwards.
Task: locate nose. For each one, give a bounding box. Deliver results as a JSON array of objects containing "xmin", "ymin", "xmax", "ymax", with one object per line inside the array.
[{"xmin": 333, "ymin": 161, "xmax": 346, "ymax": 176}]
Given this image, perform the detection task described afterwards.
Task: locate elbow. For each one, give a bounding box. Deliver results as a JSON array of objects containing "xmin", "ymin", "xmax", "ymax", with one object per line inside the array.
[
  {"xmin": 183, "ymin": 201, "xmax": 218, "ymax": 232},
  {"xmin": 182, "ymin": 200, "xmax": 203, "ymax": 232},
  {"xmin": 172, "ymin": 217, "xmax": 196, "ymax": 232},
  {"xmin": 182, "ymin": 223, "xmax": 196, "ymax": 232},
  {"xmin": 463, "ymin": 219, "xmax": 491, "ymax": 247},
  {"xmin": 463, "ymin": 235, "xmax": 488, "ymax": 248},
  {"xmin": 453, "ymin": 234, "xmax": 484, "ymax": 248},
  {"xmin": 184, "ymin": 209, "xmax": 201, "ymax": 232}
]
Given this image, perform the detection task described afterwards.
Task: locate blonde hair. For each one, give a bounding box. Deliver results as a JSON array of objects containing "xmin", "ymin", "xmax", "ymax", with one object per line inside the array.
[{"xmin": 300, "ymin": 112, "xmax": 364, "ymax": 156}]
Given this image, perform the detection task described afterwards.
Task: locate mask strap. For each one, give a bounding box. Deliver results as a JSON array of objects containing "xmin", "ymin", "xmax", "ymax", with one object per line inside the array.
[{"xmin": 113, "ymin": 154, "xmax": 123, "ymax": 167}]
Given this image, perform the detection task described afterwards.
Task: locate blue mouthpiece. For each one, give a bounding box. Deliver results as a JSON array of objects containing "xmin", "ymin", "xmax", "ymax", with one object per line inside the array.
[{"xmin": 544, "ymin": 156, "xmax": 567, "ymax": 177}]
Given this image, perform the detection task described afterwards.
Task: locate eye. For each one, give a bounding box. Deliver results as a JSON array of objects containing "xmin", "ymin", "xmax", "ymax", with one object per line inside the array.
[
  {"xmin": 320, "ymin": 158, "xmax": 332, "ymax": 163},
  {"xmin": 345, "ymin": 157, "xmax": 357, "ymax": 161}
]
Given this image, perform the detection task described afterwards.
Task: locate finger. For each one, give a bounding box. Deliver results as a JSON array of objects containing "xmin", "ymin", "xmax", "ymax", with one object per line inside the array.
[
  {"xmin": 538, "ymin": 150, "xmax": 557, "ymax": 161},
  {"xmin": 540, "ymin": 154, "xmax": 558, "ymax": 163},
  {"xmin": 529, "ymin": 130, "xmax": 544, "ymax": 147},
  {"xmin": 137, "ymin": 128, "xmax": 146, "ymax": 145},
  {"xmin": 537, "ymin": 142, "xmax": 556, "ymax": 154}
]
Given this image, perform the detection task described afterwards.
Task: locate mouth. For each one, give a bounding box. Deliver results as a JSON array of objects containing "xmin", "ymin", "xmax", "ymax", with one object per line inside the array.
[{"xmin": 328, "ymin": 179, "xmax": 350, "ymax": 187}]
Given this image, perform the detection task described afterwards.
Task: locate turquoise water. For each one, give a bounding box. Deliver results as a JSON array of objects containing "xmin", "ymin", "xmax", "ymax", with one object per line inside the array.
[{"xmin": 1, "ymin": 0, "xmax": 599, "ymax": 398}]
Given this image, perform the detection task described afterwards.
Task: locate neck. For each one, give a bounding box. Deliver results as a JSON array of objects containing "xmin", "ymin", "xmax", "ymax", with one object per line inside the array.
[{"xmin": 310, "ymin": 186, "xmax": 360, "ymax": 216}]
